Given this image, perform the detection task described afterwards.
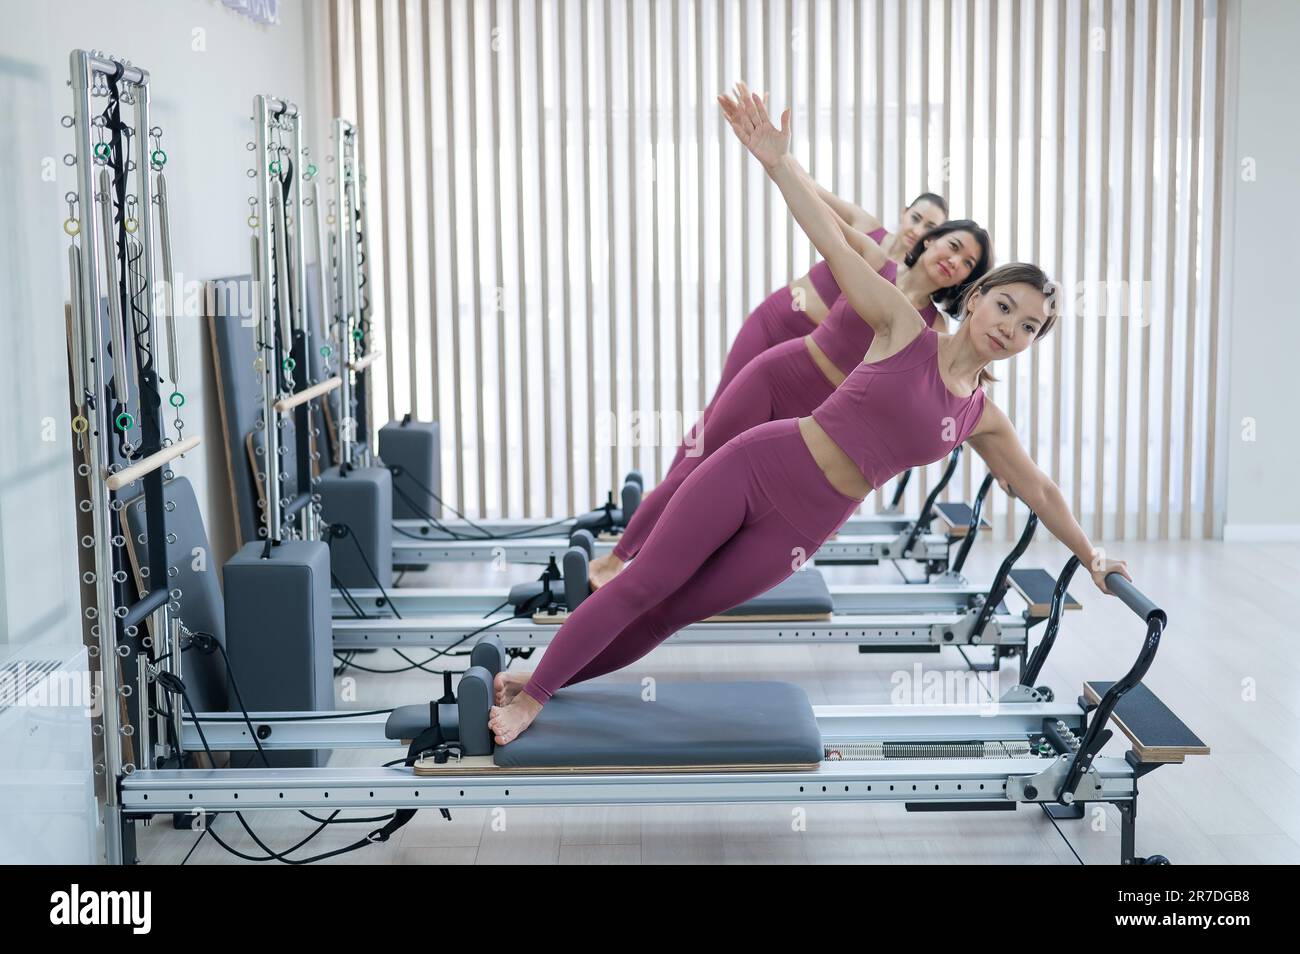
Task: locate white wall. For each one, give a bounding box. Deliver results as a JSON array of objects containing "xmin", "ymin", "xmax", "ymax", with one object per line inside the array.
[
  {"xmin": 0, "ymin": 0, "xmax": 327, "ymax": 862},
  {"xmin": 1222, "ymin": 0, "xmax": 1300, "ymax": 541}
]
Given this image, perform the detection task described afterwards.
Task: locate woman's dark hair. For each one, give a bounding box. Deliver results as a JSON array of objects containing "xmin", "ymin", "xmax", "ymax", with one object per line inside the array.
[
  {"xmin": 903, "ymin": 219, "xmax": 992, "ymax": 313},
  {"xmin": 956, "ymin": 262, "xmax": 1060, "ymax": 387},
  {"xmin": 908, "ymin": 192, "xmax": 948, "ymax": 216}
]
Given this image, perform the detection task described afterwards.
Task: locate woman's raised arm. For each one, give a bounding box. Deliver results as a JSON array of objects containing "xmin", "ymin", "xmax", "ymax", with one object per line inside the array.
[{"xmin": 720, "ymin": 87, "xmax": 914, "ymax": 338}]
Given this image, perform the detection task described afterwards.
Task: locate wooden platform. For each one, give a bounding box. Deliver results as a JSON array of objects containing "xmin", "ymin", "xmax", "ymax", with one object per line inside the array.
[
  {"xmin": 1085, "ymin": 681, "xmax": 1210, "ymax": 763},
  {"xmin": 932, "ymin": 502, "xmax": 991, "ymax": 537},
  {"xmin": 1008, "ymin": 567, "xmax": 1082, "ymax": 616}
]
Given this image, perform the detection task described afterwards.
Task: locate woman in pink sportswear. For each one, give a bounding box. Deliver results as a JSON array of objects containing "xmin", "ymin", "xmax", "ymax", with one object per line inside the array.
[{"xmin": 485, "ymin": 90, "xmax": 1129, "ymax": 746}]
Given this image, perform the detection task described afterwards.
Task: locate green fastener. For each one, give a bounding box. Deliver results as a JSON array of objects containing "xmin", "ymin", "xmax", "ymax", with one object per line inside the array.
[
  {"xmin": 115, "ymin": 411, "xmax": 135, "ymax": 431},
  {"xmin": 169, "ymin": 391, "xmax": 185, "ymax": 408},
  {"xmin": 94, "ymin": 143, "xmax": 112, "ymax": 160},
  {"xmin": 283, "ymin": 357, "xmax": 297, "ymax": 372},
  {"xmin": 151, "ymin": 148, "xmax": 167, "ymax": 166},
  {"xmin": 320, "ymin": 345, "xmax": 332, "ymax": 357},
  {"xmin": 269, "ymin": 159, "xmax": 282, "ymax": 175}
]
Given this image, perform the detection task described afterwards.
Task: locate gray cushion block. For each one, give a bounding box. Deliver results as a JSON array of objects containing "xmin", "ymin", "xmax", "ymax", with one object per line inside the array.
[
  {"xmin": 122, "ymin": 477, "xmax": 228, "ymax": 712},
  {"xmin": 224, "ymin": 540, "xmax": 333, "ymax": 768},
  {"xmin": 494, "ymin": 681, "xmax": 822, "ymax": 768},
  {"xmin": 715, "ymin": 569, "xmax": 833, "ymax": 617},
  {"xmin": 379, "ymin": 420, "xmax": 440, "ymax": 521},
  {"xmin": 318, "ymin": 464, "xmax": 393, "ymax": 589}
]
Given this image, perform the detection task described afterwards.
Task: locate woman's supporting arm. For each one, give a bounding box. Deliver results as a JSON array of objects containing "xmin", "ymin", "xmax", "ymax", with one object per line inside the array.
[
  {"xmin": 729, "ymin": 82, "xmax": 884, "ymax": 235},
  {"xmin": 967, "ymin": 402, "xmax": 1131, "ymax": 594},
  {"xmin": 813, "ymin": 183, "xmax": 885, "ymax": 235},
  {"xmin": 792, "ymin": 161, "xmax": 890, "ymax": 272}
]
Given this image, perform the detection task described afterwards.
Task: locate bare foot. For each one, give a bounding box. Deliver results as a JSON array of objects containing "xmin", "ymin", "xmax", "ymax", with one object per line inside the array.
[
  {"xmin": 589, "ymin": 552, "xmax": 625, "ymax": 590},
  {"xmin": 494, "ymin": 669, "xmax": 531, "ymax": 706},
  {"xmin": 489, "ymin": 692, "xmax": 544, "ymax": 746}
]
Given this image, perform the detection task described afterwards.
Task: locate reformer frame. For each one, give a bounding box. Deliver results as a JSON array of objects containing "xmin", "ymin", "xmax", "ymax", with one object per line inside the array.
[{"xmin": 139, "ymin": 561, "xmax": 1205, "ymax": 866}]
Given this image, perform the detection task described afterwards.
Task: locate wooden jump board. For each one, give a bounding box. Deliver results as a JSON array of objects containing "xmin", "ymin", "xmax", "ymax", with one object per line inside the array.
[
  {"xmin": 1084, "ymin": 681, "xmax": 1210, "ymax": 764},
  {"xmin": 932, "ymin": 502, "xmax": 991, "ymax": 537},
  {"xmin": 1008, "ymin": 568, "xmax": 1082, "ymax": 616},
  {"xmin": 532, "ymin": 609, "xmax": 833, "ymax": 625},
  {"xmin": 413, "ymin": 756, "xmax": 817, "ymax": 777}
]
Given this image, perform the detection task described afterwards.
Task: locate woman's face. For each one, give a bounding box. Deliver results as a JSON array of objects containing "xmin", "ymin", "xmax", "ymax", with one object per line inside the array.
[
  {"xmin": 917, "ymin": 229, "xmax": 981, "ymax": 288},
  {"xmin": 964, "ymin": 282, "xmax": 1052, "ymax": 361},
  {"xmin": 897, "ymin": 200, "xmax": 946, "ymax": 252}
]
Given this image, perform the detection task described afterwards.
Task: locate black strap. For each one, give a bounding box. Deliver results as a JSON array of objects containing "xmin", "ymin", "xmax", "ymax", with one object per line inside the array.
[{"xmin": 367, "ymin": 809, "xmax": 417, "ymax": 843}]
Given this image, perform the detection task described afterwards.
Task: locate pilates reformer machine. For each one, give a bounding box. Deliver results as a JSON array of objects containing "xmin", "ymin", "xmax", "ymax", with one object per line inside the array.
[
  {"xmin": 151, "ymin": 562, "xmax": 1207, "ymax": 866},
  {"xmin": 328, "ymin": 489, "xmax": 1071, "ymax": 674},
  {"xmin": 383, "ymin": 449, "xmax": 986, "ymax": 571},
  {"xmin": 60, "ymin": 52, "xmax": 1206, "ymax": 866}
]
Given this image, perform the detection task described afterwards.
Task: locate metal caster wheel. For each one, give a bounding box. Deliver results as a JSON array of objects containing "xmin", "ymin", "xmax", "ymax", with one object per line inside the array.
[
  {"xmin": 1141, "ymin": 855, "xmax": 1171, "ymax": 865},
  {"xmin": 1035, "ymin": 686, "xmax": 1054, "ymax": 702}
]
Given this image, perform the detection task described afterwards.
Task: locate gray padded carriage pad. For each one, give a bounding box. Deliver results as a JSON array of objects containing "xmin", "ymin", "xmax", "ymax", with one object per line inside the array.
[
  {"xmin": 713, "ymin": 569, "xmax": 833, "ymax": 617},
  {"xmin": 493, "ymin": 681, "xmax": 822, "ymax": 768},
  {"xmin": 508, "ymin": 567, "xmax": 833, "ymax": 618}
]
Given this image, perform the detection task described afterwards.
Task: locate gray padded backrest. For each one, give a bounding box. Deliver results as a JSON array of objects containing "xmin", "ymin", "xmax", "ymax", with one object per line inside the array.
[
  {"xmin": 494, "ymin": 681, "xmax": 822, "ymax": 768},
  {"xmin": 122, "ymin": 477, "xmax": 229, "ymax": 712},
  {"xmin": 715, "ymin": 569, "xmax": 834, "ymax": 617}
]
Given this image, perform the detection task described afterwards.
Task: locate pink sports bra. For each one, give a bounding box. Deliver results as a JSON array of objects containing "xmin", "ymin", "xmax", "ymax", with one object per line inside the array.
[
  {"xmin": 805, "ymin": 227, "xmax": 888, "ymax": 308},
  {"xmin": 810, "ymin": 327, "xmax": 986, "ymax": 489},
  {"xmin": 809, "ymin": 260, "xmax": 941, "ymax": 377}
]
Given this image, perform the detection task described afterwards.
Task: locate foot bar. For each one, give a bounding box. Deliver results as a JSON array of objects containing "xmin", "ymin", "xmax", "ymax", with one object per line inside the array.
[
  {"xmin": 273, "ymin": 376, "xmax": 342, "ymax": 414},
  {"xmin": 350, "ymin": 351, "xmax": 383, "ymax": 372},
  {"xmin": 105, "ymin": 434, "xmax": 201, "ymax": 491}
]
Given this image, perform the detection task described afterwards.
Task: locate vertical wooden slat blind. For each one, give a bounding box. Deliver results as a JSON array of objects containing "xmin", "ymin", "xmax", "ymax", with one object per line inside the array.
[{"xmin": 330, "ymin": 0, "xmax": 1230, "ymax": 541}]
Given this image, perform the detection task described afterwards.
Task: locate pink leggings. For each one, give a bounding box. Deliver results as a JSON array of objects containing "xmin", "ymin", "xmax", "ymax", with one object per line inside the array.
[
  {"xmin": 616, "ymin": 338, "xmax": 836, "ymax": 562},
  {"xmin": 670, "ymin": 285, "xmax": 817, "ymax": 471},
  {"xmin": 523, "ymin": 418, "xmax": 861, "ymax": 703}
]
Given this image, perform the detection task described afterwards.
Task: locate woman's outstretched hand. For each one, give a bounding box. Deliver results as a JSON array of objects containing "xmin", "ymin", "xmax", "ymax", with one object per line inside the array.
[
  {"xmin": 1089, "ymin": 556, "xmax": 1132, "ymax": 595},
  {"xmin": 718, "ymin": 80, "xmax": 790, "ymax": 171}
]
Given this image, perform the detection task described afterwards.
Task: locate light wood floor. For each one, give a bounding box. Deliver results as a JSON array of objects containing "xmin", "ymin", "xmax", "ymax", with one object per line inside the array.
[{"xmin": 136, "ymin": 537, "xmax": 1300, "ymax": 865}]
